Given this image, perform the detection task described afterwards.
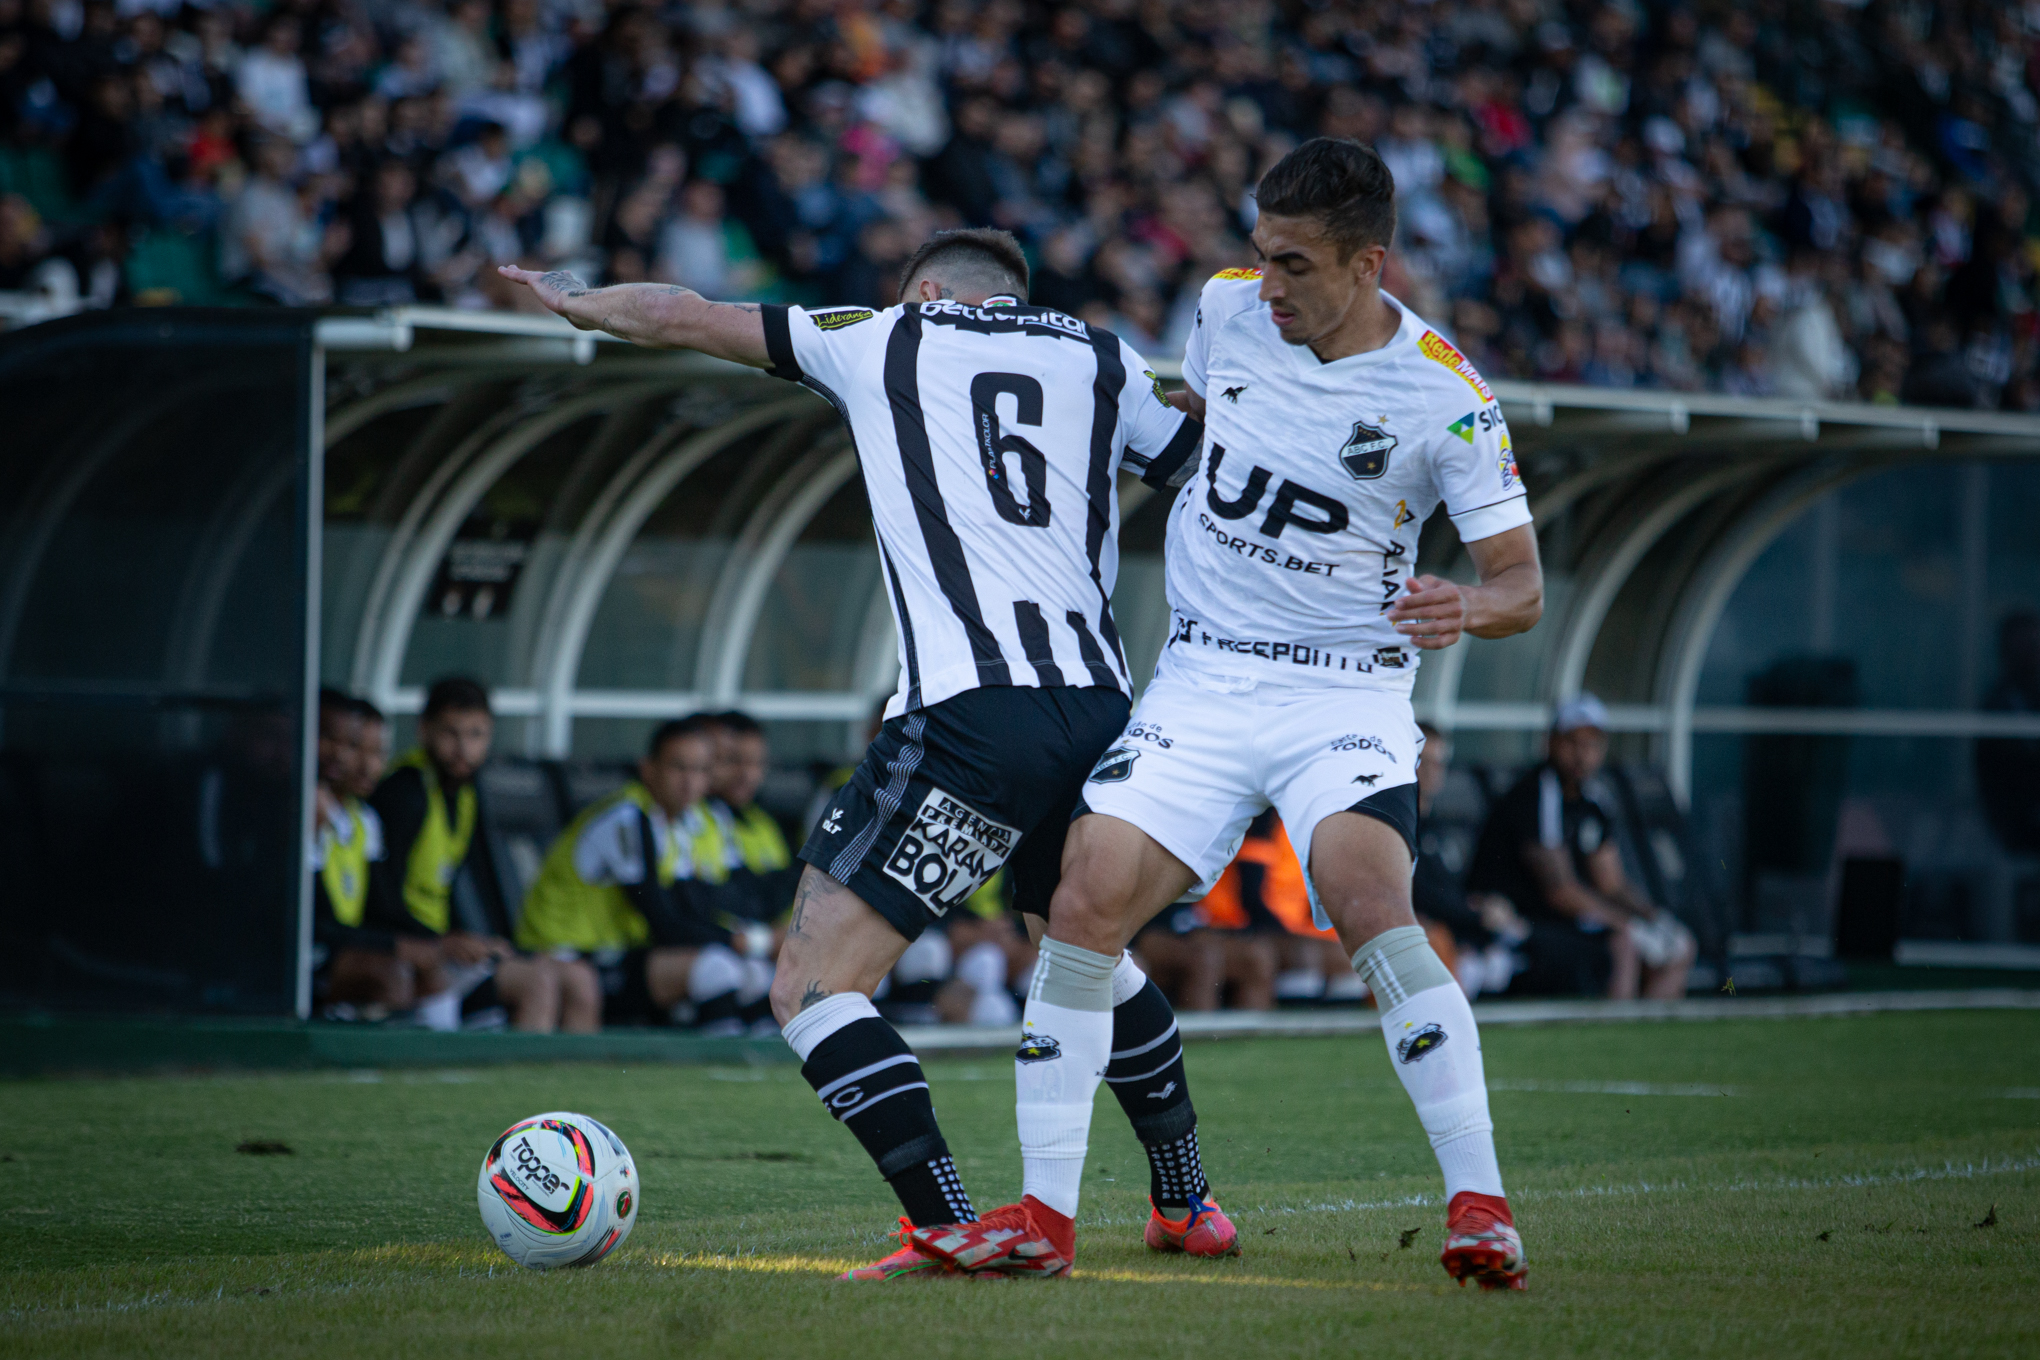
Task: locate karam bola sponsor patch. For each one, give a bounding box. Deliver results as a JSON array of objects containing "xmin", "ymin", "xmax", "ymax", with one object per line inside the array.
[
  {"xmin": 881, "ymin": 785, "xmax": 1018, "ymax": 917},
  {"xmin": 1417, "ymin": 331, "xmax": 1495, "ymax": 403},
  {"xmin": 811, "ymin": 307, "xmax": 875, "ymax": 330}
]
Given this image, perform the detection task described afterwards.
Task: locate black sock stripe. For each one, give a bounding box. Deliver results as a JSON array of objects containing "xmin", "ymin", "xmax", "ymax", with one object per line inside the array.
[
  {"xmin": 1104, "ymin": 1050, "xmax": 1182, "ymax": 1085},
  {"xmin": 835, "ymin": 1082, "xmax": 930, "ymax": 1122},
  {"xmin": 876, "ymin": 1132, "xmax": 947, "ymax": 1179},
  {"xmin": 1129, "ymin": 1100, "xmax": 1198, "ymax": 1146},
  {"xmin": 1109, "ymin": 1021, "xmax": 1179, "ymax": 1062},
  {"xmin": 814, "ymin": 1052, "xmax": 921, "ymax": 1102}
]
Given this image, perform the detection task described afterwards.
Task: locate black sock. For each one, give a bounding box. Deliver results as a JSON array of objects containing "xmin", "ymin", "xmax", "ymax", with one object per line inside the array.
[
  {"xmin": 693, "ymin": 990, "xmax": 741, "ymax": 1029},
  {"xmin": 1106, "ymin": 978, "xmax": 1209, "ymax": 1212},
  {"xmin": 800, "ymin": 1016, "xmax": 977, "ymax": 1227}
]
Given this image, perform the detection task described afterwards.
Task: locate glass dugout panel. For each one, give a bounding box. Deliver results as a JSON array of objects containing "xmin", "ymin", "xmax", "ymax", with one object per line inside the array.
[{"xmin": 0, "ymin": 311, "xmax": 313, "ymax": 1015}]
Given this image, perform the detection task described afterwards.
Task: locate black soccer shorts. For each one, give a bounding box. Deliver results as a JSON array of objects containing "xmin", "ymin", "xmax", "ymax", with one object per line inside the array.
[{"xmin": 800, "ymin": 684, "xmax": 1131, "ymax": 942}]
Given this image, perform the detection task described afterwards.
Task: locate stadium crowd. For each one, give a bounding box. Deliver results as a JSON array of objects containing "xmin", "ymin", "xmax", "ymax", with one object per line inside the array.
[
  {"xmin": 312, "ymin": 676, "xmax": 1692, "ymax": 1031},
  {"xmin": 3, "ymin": 0, "xmax": 2040, "ymax": 403}
]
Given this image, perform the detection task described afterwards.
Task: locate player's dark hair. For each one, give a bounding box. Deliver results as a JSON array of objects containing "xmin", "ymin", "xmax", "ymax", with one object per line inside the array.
[
  {"xmin": 1254, "ymin": 137, "xmax": 1397, "ymax": 260},
  {"xmin": 353, "ymin": 695, "xmax": 385, "ymax": 724},
  {"xmin": 897, "ymin": 228, "xmax": 1030, "ymax": 302},
  {"xmin": 422, "ymin": 675, "xmax": 491, "ymax": 719},
  {"xmin": 648, "ymin": 714, "xmax": 717, "ymax": 758},
  {"xmin": 714, "ymin": 709, "xmax": 765, "ymax": 737},
  {"xmin": 318, "ymin": 686, "xmax": 352, "ymax": 715}
]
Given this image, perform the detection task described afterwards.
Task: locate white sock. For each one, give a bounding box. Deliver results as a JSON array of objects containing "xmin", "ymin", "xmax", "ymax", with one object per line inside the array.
[
  {"xmin": 414, "ymin": 987, "xmax": 460, "ymax": 1032},
  {"xmin": 957, "ymin": 942, "xmax": 1017, "ymax": 1025},
  {"xmin": 1015, "ymin": 938, "xmax": 1117, "ymax": 1218},
  {"xmin": 1354, "ymin": 927, "xmax": 1504, "ymax": 1200},
  {"xmin": 688, "ymin": 943, "xmax": 744, "ymax": 1001}
]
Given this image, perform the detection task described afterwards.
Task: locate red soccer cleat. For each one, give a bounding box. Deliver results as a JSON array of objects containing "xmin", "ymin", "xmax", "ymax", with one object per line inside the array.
[
  {"xmin": 910, "ymin": 1196, "xmax": 1075, "ymax": 1277},
  {"xmin": 1440, "ymin": 1191, "xmax": 1527, "ymax": 1291},
  {"xmin": 1144, "ymin": 1195, "xmax": 1240, "ymax": 1257},
  {"xmin": 838, "ymin": 1218, "xmax": 954, "ymax": 1281}
]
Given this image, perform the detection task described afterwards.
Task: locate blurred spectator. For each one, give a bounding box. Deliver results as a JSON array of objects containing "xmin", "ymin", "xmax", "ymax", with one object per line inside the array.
[
  {"xmin": 516, "ymin": 716, "xmax": 774, "ymax": 1033},
  {"xmin": 369, "ymin": 676, "xmax": 590, "ymax": 1032},
  {"xmin": 1465, "ymin": 695, "xmax": 1696, "ymax": 1000},
  {"xmin": 5, "ymin": 0, "xmax": 2040, "ymax": 409},
  {"xmin": 1200, "ymin": 812, "xmax": 1365, "ymax": 1005},
  {"xmin": 312, "ymin": 689, "xmax": 450, "ymax": 1020},
  {"xmin": 697, "ymin": 709, "xmax": 801, "ymax": 922},
  {"xmin": 1978, "ymin": 609, "xmax": 2040, "ymax": 855},
  {"xmin": 1412, "ymin": 722, "xmax": 1530, "ymax": 999},
  {"xmin": 873, "ymin": 871, "xmax": 1032, "ymax": 1026},
  {"xmin": 1133, "ymin": 893, "xmax": 1278, "ymax": 1014}
]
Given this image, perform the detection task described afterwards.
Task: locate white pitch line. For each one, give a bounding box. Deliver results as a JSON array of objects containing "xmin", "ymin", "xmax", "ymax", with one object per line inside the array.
[
  {"xmin": 1207, "ymin": 1152, "xmax": 2040, "ymax": 1224},
  {"xmin": 902, "ymin": 988, "xmax": 2040, "ymax": 1052},
  {"xmin": 1488, "ymin": 1078, "xmax": 1742, "ymax": 1097}
]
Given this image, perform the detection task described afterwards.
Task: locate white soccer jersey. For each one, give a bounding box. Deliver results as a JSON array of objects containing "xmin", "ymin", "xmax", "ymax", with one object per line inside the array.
[
  {"xmin": 1168, "ymin": 271, "xmax": 1531, "ymax": 690},
  {"xmin": 762, "ymin": 296, "xmax": 1201, "ymax": 718}
]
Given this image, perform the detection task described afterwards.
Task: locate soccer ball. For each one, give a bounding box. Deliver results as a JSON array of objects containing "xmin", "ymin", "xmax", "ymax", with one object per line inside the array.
[{"xmin": 477, "ymin": 1111, "xmax": 639, "ymax": 1269}]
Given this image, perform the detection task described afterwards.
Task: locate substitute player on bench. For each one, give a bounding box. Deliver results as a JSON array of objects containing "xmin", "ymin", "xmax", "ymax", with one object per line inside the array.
[
  {"xmin": 500, "ymin": 227, "xmax": 1237, "ymax": 1279},
  {"xmin": 915, "ymin": 139, "xmax": 1544, "ymax": 1288}
]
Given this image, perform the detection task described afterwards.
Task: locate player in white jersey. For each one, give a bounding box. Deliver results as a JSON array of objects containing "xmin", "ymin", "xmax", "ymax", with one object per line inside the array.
[
  {"xmin": 914, "ymin": 141, "xmax": 1545, "ymax": 1288},
  {"xmin": 500, "ymin": 229, "xmax": 1242, "ymax": 1279}
]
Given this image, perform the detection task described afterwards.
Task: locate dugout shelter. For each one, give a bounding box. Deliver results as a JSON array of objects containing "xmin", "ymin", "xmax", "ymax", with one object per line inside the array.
[{"xmin": 3, "ymin": 305, "xmax": 2038, "ymax": 1018}]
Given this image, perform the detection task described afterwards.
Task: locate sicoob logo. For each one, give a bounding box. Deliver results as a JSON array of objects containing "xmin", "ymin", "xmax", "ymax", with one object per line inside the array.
[
  {"xmin": 1396, "ymin": 1023, "xmax": 1448, "ymax": 1064},
  {"xmin": 1089, "ymin": 746, "xmax": 1139, "ymax": 782},
  {"xmin": 1015, "ymin": 1035, "xmax": 1062, "ymax": 1063},
  {"xmin": 882, "ymin": 785, "xmax": 1017, "ymax": 917}
]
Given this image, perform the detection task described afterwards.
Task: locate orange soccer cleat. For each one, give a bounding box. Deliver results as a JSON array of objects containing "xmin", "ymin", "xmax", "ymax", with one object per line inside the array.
[
  {"xmin": 910, "ymin": 1196, "xmax": 1075, "ymax": 1278},
  {"xmin": 1440, "ymin": 1191, "xmax": 1527, "ymax": 1291},
  {"xmin": 1144, "ymin": 1195, "xmax": 1240, "ymax": 1257},
  {"xmin": 838, "ymin": 1218, "xmax": 954, "ymax": 1281}
]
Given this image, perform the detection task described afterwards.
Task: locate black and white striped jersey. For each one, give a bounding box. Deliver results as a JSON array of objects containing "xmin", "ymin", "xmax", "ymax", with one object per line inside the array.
[{"xmin": 760, "ymin": 295, "xmax": 1203, "ymax": 719}]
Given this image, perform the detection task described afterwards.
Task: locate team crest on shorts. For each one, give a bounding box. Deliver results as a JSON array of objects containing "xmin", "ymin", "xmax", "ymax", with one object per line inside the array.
[
  {"xmin": 1396, "ymin": 1022, "xmax": 1448, "ymax": 1064},
  {"xmin": 881, "ymin": 785, "xmax": 1018, "ymax": 917},
  {"xmin": 1338, "ymin": 419, "xmax": 1397, "ymax": 480},
  {"xmin": 1088, "ymin": 746, "xmax": 1139, "ymax": 783}
]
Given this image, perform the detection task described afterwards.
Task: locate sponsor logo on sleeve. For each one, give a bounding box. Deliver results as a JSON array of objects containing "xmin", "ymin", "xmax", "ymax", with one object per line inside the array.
[
  {"xmin": 1146, "ymin": 368, "xmax": 1170, "ymax": 407},
  {"xmin": 881, "ymin": 785, "xmax": 1019, "ymax": 917},
  {"xmin": 1417, "ymin": 331, "xmax": 1495, "ymax": 403},
  {"xmin": 1211, "ymin": 267, "xmax": 1262, "ymax": 280},
  {"xmin": 811, "ymin": 307, "xmax": 875, "ymax": 330},
  {"xmin": 1498, "ymin": 430, "xmax": 1520, "ymax": 489},
  {"xmin": 1448, "ymin": 411, "xmax": 1478, "ymax": 443}
]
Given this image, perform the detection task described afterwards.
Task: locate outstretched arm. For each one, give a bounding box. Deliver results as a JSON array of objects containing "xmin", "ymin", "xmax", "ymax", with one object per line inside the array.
[{"xmin": 497, "ymin": 266, "xmax": 772, "ymax": 367}]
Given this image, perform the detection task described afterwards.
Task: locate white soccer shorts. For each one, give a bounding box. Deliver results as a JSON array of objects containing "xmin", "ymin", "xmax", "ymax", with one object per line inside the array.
[{"xmin": 1078, "ymin": 661, "xmax": 1423, "ymax": 930}]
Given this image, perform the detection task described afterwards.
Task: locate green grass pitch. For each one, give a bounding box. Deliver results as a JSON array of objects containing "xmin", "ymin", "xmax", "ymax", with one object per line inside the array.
[{"xmin": 5, "ymin": 1010, "xmax": 2037, "ymax": 1359}]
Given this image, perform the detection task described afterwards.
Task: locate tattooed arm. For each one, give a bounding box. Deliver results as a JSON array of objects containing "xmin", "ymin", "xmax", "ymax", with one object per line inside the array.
[{"xmin": 496, "ymin": 266, "xmax": 772, "ymax": 367}]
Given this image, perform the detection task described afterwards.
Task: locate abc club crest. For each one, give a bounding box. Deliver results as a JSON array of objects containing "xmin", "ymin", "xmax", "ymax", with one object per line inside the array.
[{"xmin": 1338, "ymin": 419, "xmax": 1396, "ymax": 480}]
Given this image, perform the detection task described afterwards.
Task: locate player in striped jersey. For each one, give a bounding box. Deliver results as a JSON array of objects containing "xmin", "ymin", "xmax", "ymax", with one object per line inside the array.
[{"xmin": 501, "ymin": 229, "xmax": 1237, "ymax": 1279}]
